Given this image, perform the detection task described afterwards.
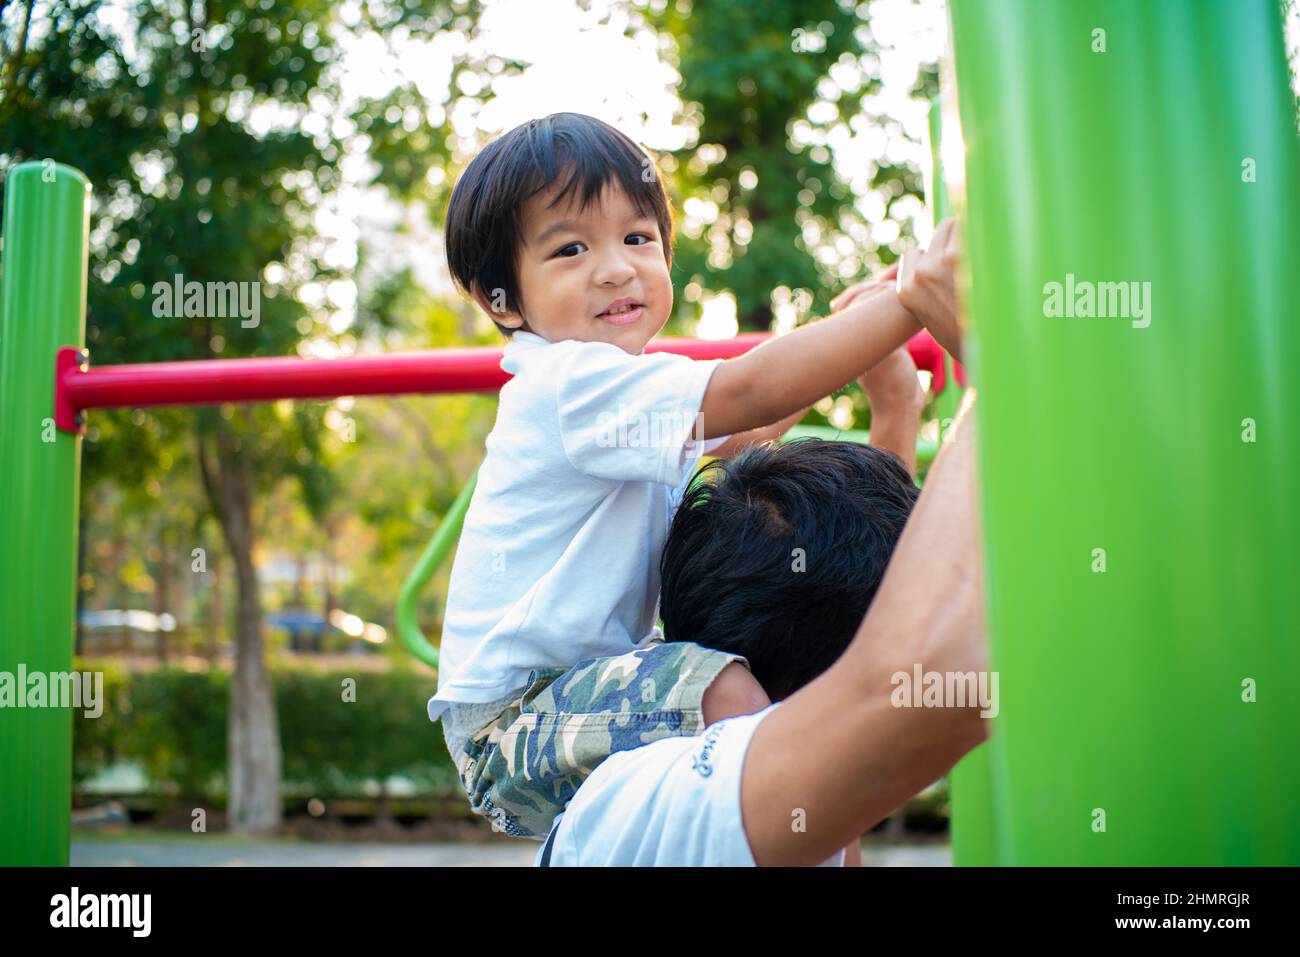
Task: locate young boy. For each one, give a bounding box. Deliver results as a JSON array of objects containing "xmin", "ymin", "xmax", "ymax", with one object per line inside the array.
[{"xmin": 429, "ymin": 111, "xmax": 937, "ymax": 841}]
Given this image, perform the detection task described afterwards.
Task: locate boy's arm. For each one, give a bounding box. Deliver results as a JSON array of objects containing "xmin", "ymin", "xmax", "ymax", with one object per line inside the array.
[{"xmin": 695, "ymin": 286, "xmax": 920, "ymax": 440}]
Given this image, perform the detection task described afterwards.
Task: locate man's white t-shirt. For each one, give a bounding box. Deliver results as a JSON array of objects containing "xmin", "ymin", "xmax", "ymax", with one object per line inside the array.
[
  {"xmin": 427, "ymin": 331, "xmax": 727, "ymax": 722},
  {"xmin": 536, "ymin": 703, "xmax": 846, "ymax": 867}
]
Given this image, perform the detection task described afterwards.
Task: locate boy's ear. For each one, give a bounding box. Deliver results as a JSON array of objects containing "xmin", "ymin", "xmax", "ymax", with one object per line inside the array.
[{"xmin": 470, "ymin": 281, "xmax": 524, "ymax": 329}]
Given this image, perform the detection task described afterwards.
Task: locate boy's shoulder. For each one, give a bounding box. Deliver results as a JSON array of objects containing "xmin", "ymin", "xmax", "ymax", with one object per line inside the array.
[
  {"xmin": 506, "ymin": 332, "xmax": 635, "ymax": 360},
  {"xmin": 503, "ymin": 334, "xmax": 674, "ymax": 384}
]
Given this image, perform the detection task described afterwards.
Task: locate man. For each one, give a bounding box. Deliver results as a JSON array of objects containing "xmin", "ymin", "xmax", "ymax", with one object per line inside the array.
[{"xmin": 537, "ymin": 224, "xmax": 985, "ymax": 866}]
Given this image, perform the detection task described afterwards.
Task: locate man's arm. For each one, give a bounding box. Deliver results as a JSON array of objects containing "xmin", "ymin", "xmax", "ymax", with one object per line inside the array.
[
  {"xmin": 695, "ymin": 286, "xmax": 920, "ymax": 439},
  {"xmin": 858, "ymin": 346, "xmax": 925, "ymax": 476},
  {"xmin": 739, "ymin": 396, "xmax": 987, "ymax": 866}
]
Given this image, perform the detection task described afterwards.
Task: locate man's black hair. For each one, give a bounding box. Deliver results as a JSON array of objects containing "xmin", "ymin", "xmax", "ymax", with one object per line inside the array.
[
  {"xmin": 660, "ymin": 439, "xmax": 920, "ymax": 701},
  {"xmin": 444, "ymin": 112, "xmax": 675, "ymax": 336}
]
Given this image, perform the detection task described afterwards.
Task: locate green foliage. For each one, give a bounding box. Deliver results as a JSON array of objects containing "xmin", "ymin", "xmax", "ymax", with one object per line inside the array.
[
  {"xmin": 656, "ymin": 0, "xmax": 862, "ymax": 330},
  {"xmin": 74, "ymin": 659, "xmax": 458, "ymax": 799},
  {"xmin": 649, "ymin": 0, "xmax": 937, "ymax": 332}
]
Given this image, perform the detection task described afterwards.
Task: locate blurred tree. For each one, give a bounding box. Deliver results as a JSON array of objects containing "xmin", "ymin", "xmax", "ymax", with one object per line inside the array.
[
  {"xmin": 648, "ymin": 0, "xmax": 937, "ymax": 335},
  {"xmin": 0, "ymin": 0, "xmax": 487, "ymax": 833}
]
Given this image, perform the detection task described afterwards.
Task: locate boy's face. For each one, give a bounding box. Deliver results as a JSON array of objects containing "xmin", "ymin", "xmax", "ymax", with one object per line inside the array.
[{"xmin": 479, "ymin": 180, "xmax": 672, "ymax": 355}]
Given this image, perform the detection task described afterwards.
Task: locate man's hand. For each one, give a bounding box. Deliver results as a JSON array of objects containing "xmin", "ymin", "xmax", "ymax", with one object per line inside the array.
[
  {"xmin": 859, "ymin": 345, "xmax": 924, "ymax": 412},
  {"xmin": 858, "ymin": 346, "xmax": 925, "ymax": 476},
  {"xmin": 897, "ymin": 218, "xmax": 963, "ymax": 362}
]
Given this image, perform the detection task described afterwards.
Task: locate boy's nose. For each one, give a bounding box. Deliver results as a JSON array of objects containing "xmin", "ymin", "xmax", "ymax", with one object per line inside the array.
[{"xmin": 594, "ymin": 248, "xmax": 637, "ymax": 285}]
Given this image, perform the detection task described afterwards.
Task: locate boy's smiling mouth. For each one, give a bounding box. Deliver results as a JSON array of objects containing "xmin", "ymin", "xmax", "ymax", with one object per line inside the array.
[{"xmin": 597, "ymin": 298, "xmax": 644, "ymax": 325}]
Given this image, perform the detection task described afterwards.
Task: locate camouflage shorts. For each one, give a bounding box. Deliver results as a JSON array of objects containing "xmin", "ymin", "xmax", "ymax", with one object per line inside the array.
[{"xmin": 451, "ymin": 639, "xmax": 747, "ymax": 839}]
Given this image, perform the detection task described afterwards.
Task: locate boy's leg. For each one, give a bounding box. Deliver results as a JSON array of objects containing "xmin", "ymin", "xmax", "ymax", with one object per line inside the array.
[{"xmin": 458, "ymin": 640, "xmax": 748, "ymax": 838}]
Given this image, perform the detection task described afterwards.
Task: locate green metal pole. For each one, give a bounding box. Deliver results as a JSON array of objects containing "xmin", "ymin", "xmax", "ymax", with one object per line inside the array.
[
  {"xmin": 949, "ymin": 0, "xmax": 1300, "ymax": 864},
  {"xmin": 928, "ymin": 93, "xmax": 998, "ymax": 867},
  {"xmin": 924, "ymin": 99, "xmax": 963, "ymax": 429},
  {"xmin": 0, "ymin": 161, "xmax": 90, "ymax": 866}
]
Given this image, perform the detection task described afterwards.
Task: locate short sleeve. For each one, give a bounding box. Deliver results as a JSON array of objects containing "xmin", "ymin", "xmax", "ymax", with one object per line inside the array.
[
  {"xmin": 538, "ymin": 702, "xmax": 846, "ymax": 867},
  {"xmin": 541, "ymin": 707, "xmax": 772, "ymax": 865},
  {"xmin": 556, "ymin": 341, "xmax": 724, "ymax": 485}
]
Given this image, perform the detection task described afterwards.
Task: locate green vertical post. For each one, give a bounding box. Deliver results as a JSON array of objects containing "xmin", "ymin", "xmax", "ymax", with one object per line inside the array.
[
  {"xmin": 0, "ymin": 161, "xmax": 90, "ymax": 866},
  {"xmin": 927, "ymin": 94, "xmax": 997, "ymax": 867},
  {"xmin": 923, "ymin": 99, "xmax": 962, "ymax": 428},
  {"xmin": 949, "ymin": 0, "xmax": 1300, "ymax": 864}
]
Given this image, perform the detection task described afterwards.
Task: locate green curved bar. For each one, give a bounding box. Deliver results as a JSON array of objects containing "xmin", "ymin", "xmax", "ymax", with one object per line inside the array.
[
  {"xmin": 784, "ymin": 423, "xmax": 938, "ymax": 470},
  {"xmin": 396, "ymin": 469, "xmax": 479, "ymax": 671}
]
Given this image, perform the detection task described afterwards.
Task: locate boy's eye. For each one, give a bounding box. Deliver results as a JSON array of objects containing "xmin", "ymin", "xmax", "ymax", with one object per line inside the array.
[
  {"xmin": 626, "ymin": 233, "xmax": 653, "ymax": 246},
  {"xmin": 553, "ymin": 234, "xmax": 654, "ymax": 258},
  {"xmin": 555, "ymin": 242, "xmax": 585, "ymax": 258}
]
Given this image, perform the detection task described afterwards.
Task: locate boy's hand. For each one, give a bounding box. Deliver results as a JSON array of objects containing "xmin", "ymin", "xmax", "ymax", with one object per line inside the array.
[
  {"xmin": 896, "ymin": 218, "xmax": 963, "ymax": 361},
  {"xmin": 830, "ymin": 263, "xmax": 899, "ymax": 314},
  {"xmin": 696, "ymin": 262, "xmax": 919, "ymax": 439}
]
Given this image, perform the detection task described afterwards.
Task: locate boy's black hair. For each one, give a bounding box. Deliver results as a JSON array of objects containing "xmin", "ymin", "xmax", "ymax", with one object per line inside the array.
[
  {"xmin": 444, "ymin": 112, "xmax": 675, "ymax": 336},
  {"xmin": 660, "ymin": 439, "xmax": 920, "ymax": 701}
]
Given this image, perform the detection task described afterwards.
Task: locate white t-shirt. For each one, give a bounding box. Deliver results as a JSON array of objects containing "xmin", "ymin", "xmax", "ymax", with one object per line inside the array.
[
  {"xmin": 427, "ymin": 331, "xmax": 727, "ymax": 721},
  {"xmin": 536, "ymin": 703, "xmax": 846, "ymax": 867}
]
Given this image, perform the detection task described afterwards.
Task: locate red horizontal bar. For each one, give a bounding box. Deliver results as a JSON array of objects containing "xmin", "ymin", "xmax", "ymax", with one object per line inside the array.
[
  {"xmin": 54, "ymin": 334, "xmax": 771, "ymax": 432},
  {"xmin": 55, "ymin": 330, "xmax": 956, "ymax": 434}
]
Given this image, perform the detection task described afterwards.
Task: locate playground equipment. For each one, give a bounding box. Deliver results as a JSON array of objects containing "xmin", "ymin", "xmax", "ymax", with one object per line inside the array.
[
  {"xmin": 945, "ymin": 0, "xmax": 1300, "ymax": 864},
  {"xmin": 4, "ymin": 0, "xmax": 1297, "ymax": 869}
]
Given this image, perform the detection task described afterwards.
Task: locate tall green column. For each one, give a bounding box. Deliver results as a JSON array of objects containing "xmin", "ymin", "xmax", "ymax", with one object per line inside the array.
[
  {"xmin": 0, "ymin": 161, "xmax": 90, "ymax": 866},
  {"xmin": 927, "ymin": 92, "xmax": 998, "ymax": 868},
  {"xmin": 948, "ymin": 0, "xmax": 1300, "ymax": 864}
]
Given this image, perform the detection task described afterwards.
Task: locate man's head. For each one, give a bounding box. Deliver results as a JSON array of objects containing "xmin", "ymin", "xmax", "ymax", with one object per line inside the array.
[
  {"xmin": 660, "ymin": 439, "xmax": 920, "ymax": 701},
  {"xmin": 444, "ymin": 112, "xmax": 675, "ymax": 355}
]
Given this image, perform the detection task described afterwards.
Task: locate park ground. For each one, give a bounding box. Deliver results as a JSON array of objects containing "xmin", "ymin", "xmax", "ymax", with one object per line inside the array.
[{"xmin": 71, "ymin": 829, "xmax": 952, "ymax": 867}]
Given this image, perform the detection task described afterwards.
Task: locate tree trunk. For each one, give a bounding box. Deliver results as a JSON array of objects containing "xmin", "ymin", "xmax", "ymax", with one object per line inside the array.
[
  {"xmin": 198, "ymin": 416, "xmax": 282, "ymax": 835},
  {"xmin": 374, "ymin": 787, "xmax": 399, "ymax": 836},
  {"xmin": 228, "ymin": 539, "xmax": 281, "ymax": 834}
]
